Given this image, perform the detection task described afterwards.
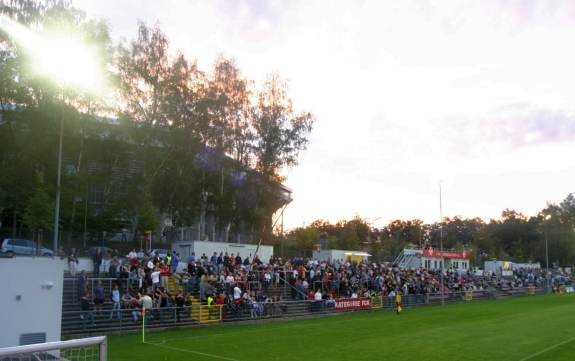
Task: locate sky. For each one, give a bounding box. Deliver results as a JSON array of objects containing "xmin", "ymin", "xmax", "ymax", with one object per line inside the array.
[{"xmin": 73, "ymin": 0, "xmax": 575, "ymax": 229}]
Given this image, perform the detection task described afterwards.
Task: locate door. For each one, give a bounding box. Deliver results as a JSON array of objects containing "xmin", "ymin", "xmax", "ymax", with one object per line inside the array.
[{"xmin": 12, "ymin": 239, "xmax": 30, "ymax": 254}]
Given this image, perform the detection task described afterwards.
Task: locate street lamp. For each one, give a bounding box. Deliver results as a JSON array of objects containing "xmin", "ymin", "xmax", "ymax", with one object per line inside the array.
[
  {"xmin": 0, "ymin": 15, "xmax": 104, "ymax": 253},
  {"xmin": 543, "ymin": 214, "xmax": 552, "ymax": 274},
  {"xmin": 439, "ymin": 182, "xmax": 444, "ymax": 305}
]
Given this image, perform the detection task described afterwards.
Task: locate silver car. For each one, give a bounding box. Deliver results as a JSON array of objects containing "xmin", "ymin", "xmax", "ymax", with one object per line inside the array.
[{"xmin": 1, "ymin": 238, "xmax": 54, "ymax": 257}]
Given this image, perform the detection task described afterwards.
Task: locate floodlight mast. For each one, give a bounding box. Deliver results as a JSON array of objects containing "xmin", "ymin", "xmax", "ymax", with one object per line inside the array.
[
  {"xmin": 543, "ymin": 214, "xmax": 551, "ymax": 276},
  {"xmin": 439, "ymin": 182, "xmax": 444, "ymax": 306},
  {"xmin": 54, "ymin": 89, "xmax": 64, "ymax": 253}
]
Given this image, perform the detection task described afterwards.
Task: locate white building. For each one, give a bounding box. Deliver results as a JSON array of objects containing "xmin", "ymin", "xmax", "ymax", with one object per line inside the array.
[
  {"xmin": 395, "ymin": 248, "xmax": 471, "ymax": 271},
  {"xmin": 484, "ymin": 260, "xmax": 540, "ymax": 276},
  {"xmin": 172, "ymin": 240, "xmax": 273, "ymax": 264},
  {"xmin": 0, "ymin": 257, "xmax": 65, "ymax": 347},
  {"xmin": 312, "ymin": 249, "xmax": 371, "ymax": 263}
]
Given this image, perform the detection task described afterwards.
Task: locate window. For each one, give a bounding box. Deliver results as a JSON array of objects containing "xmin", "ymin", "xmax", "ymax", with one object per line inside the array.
[
  {"xmin": 12, "ymin": 239, "xmax": 28, "ymax": 247},
  {"xmin": 20, "ymin": 333, "xmax": 46, "ymax": 345}
]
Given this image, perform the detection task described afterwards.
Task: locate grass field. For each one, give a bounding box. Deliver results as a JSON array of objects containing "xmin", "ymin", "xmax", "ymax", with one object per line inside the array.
[{"xmin": 108, "ymin": 294, "xmax": 575, "ymax": 361}]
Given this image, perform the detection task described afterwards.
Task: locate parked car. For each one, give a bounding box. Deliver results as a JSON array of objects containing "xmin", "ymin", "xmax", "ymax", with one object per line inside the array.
[
  {"xmin": 1, "ymin": 238, "xmax": 54, "ymax": 257},
  {"xmin": 148, "ymin": 248, "xmax": 170, "ymax": 259}
]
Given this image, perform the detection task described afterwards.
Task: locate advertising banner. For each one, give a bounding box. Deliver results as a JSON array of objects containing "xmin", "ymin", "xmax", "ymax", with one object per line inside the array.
[
  {"xmin": 334, "ymin": 298, "xmax": 371, "ymax": 311},
  {"xmin": 422, "ymin": 248, "xmax": 470, "ymax": 260}
]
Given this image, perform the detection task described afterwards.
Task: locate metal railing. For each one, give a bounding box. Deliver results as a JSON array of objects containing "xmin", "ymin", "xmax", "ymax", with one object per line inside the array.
[{"xmin": 61, "ymin": 286, "xmax": 547, "ymax": 337}]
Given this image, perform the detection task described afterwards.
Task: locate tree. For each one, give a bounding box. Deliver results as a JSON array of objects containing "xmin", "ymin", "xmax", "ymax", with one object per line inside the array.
[
  {"xmin": 1, "ymin": 5, "xmax": 315, "ymax": 248},
  {"xmin": 117, "ymin": 22, "xmax": 172, "ymax": 127},
  {"xmin": 136, "ymin": 190, "xmax": 158, "ymax": 239},
  {"xmin": 22, "ymin": 172, "xmax": 54, "ymax": 240},
  {"xmin": 252, "ymin": 74, "xmax": 314, "ymax": 180},
  {"xmin": 291, "ymin": 226, "xmax": 320, "ymax": 255}
]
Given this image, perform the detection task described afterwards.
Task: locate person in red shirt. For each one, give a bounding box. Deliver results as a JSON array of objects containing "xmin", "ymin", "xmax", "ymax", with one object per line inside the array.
[
  {"xmin": 307, "ymin": 290, "xmax": 315, "ymax": 300},
  {"xmin": 160, "ymin": 263, "xmax": 170, "ymax": 290},
  {"xmin": 215, "ymin": 293, "xmax": 226, "ymax": 305}
]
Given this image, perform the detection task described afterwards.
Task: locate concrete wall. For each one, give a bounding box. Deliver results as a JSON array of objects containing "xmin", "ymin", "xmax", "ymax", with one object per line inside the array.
[
  {"xmin": 0, "ymin": 257, "xmax": 64, "ymax": 347},
  {"xmin": 173, "ymin": 240, "xmax": 273, "ymax": 264}
]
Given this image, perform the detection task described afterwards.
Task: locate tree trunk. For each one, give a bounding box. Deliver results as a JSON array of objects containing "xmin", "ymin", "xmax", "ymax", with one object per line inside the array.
[{"xmin": 12, "ymin": 209, "xmax": 16, "ymax": 237}]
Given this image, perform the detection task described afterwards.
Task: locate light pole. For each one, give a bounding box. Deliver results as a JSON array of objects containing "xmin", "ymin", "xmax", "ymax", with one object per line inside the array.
[
  {"xmin": 544, "ymin": 214, "xmax": 551, "ymax": 274},
  {"xmin": 53, "ymin": 91, "xmax": 64, "ymax": 254},
  {"xmin": 439, "ymin": 182, "xmax": 444, "ymax": 305}
]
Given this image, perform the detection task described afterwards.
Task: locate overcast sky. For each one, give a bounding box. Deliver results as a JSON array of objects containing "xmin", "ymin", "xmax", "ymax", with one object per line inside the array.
[{"xmin": 74, "ymin": 0, "xmax": 575, "ymax": 229}]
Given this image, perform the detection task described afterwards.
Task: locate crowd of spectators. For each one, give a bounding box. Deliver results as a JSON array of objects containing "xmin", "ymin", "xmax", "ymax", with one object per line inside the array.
[{"xmin": 72, "ymin": 248, "xmax": 572, "ymax": 328}]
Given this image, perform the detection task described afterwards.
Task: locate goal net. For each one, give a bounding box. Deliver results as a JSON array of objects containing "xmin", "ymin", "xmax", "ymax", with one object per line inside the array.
[{"xmin": 0, "ymin": 336, "xmax": 106, "ymax": 361}]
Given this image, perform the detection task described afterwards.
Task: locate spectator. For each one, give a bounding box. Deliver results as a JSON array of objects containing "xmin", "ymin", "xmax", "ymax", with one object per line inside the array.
[
  {"xmin": 175, "ymin": 291, "xmax": 185, "ymax": 322},
  {"xmin": 109, "ymin": 284, "xmax": 121, "ymax": 320},
  {"xmin": 80, "ymin": 292, "xmax": 95, "ymax": 329},
  {"xmin": 171, "ymin": 252, "xmax": 179, "ymax": 274},
  {"xmin": 92, "ymin": 248, "xmax": 102, "ymax": 277},
  {"xmin": 139, "ymin": 293, "xmax": 153, "ymax": 321},
  {"xmin": 109, "ymin": 256, "xmax": 119, "ymax": 278},
  {"xmin": 77, "ymin": 271, "xmax": 87, "ymax": 302},
  {"xmin": 233, "ymin": 285, "xmax": 242, "ymax": 301},
  {"xmin": 68, "ymin": 248, "xmax": 79, "ymax": 276},
  {"xmin": 160, "ymin": 263, "xmax": 170, "ymax": 289},
  {"xmin": 130, "ymin": 294, "xmax": 141, "ymax": 322},
  {"xmin": 151, "ymin": 267, "xmax": 161, "ymax": 291},
  {"xmin": 122, "ymin": 291, "xmax": 133, "ymax": 309},
  {"xmin": 93, "ymin": 281, "xmax": 105, "ymax": 313}
]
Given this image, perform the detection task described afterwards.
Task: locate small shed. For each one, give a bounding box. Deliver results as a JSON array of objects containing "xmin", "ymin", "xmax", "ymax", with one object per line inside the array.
[{"xmin": 313, "ymin": 249, "xmax": 371, "ymax": 263}]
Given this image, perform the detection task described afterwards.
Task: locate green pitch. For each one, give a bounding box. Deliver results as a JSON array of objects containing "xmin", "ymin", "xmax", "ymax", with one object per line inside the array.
[{"xmin": 108, "ymin": 294, "xmax": 575, "ymax": 361}]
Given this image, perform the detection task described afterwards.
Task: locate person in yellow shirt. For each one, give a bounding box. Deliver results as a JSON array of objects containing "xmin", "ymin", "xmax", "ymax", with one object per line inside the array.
[{"xmin": 395, "ymin": 292, "xmax": 402, "ymax": 315}]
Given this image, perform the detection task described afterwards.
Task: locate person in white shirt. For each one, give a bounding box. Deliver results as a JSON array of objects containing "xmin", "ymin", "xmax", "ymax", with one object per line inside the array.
[
  {"xmin": 151, "ymin": 268, "xmax": 161, "ymax": 291},
  {"xmin": 233, "ymin": 285, "xmax": 242, "ymax": 300},
  {"xmin": 314, "ymin": 289, "xmax": 322, "ymax": 301},
  {"xmin": 147, "ymin": 259, "xmax": 154, "ymax": 270},
  {"xmin": 128, "ymin": 249, "xmax": 137, "ymax": 259},
  {"xmin": 109, "ymin": 285, "xmax": 121, "ymax": 320},
  {"xmin": 139, "ymin": 294, "xmax": 153, "ymax": 320},
  {"xmin": 225, "ymin": 275, "xmax": 235, "ymax": 289},
  {"xmin": 264, "ymin": 272, "xmax": 271, "ymax": 289}
]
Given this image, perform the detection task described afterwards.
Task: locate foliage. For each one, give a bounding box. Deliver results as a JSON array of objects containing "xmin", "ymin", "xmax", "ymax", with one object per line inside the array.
[
  {"xmin": 0, "ymin": 3, "xmax": 314, "ymax": 245},
  {"xmin": 22, "ymin": 171, "xmax": 53, "ymax": 231},
  {"xmin": 252, "ymin": 74, "xmax": 314, "ymax": 179},
  {"xmin": 289, "ymin": 193, "xmax": 575, "ymax": 265}
]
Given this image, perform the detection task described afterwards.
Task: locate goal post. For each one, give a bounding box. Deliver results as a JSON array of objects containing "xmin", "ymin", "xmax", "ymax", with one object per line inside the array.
[{"xmin": 0, "ymin": 336, "xmax": 107, "ymax": 361}]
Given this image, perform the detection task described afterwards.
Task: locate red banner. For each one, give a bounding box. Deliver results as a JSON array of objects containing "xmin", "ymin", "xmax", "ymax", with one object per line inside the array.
[
  {"xmin": 334, "ymin": 297, "xmax": 371, "ymax": 311},
  {"xmin": 422, "ymin": 249, "xmax": 470, "ymax": 260}
]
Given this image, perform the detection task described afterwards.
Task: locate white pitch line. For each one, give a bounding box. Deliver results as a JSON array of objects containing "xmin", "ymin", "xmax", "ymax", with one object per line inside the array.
[
  {"xmin": 145, "ymin": 341, "xmax": 241, "ymax": 361},
  {"xmin": 519, "ymin": 335, "xmax": 575, "ymax": 361}
]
